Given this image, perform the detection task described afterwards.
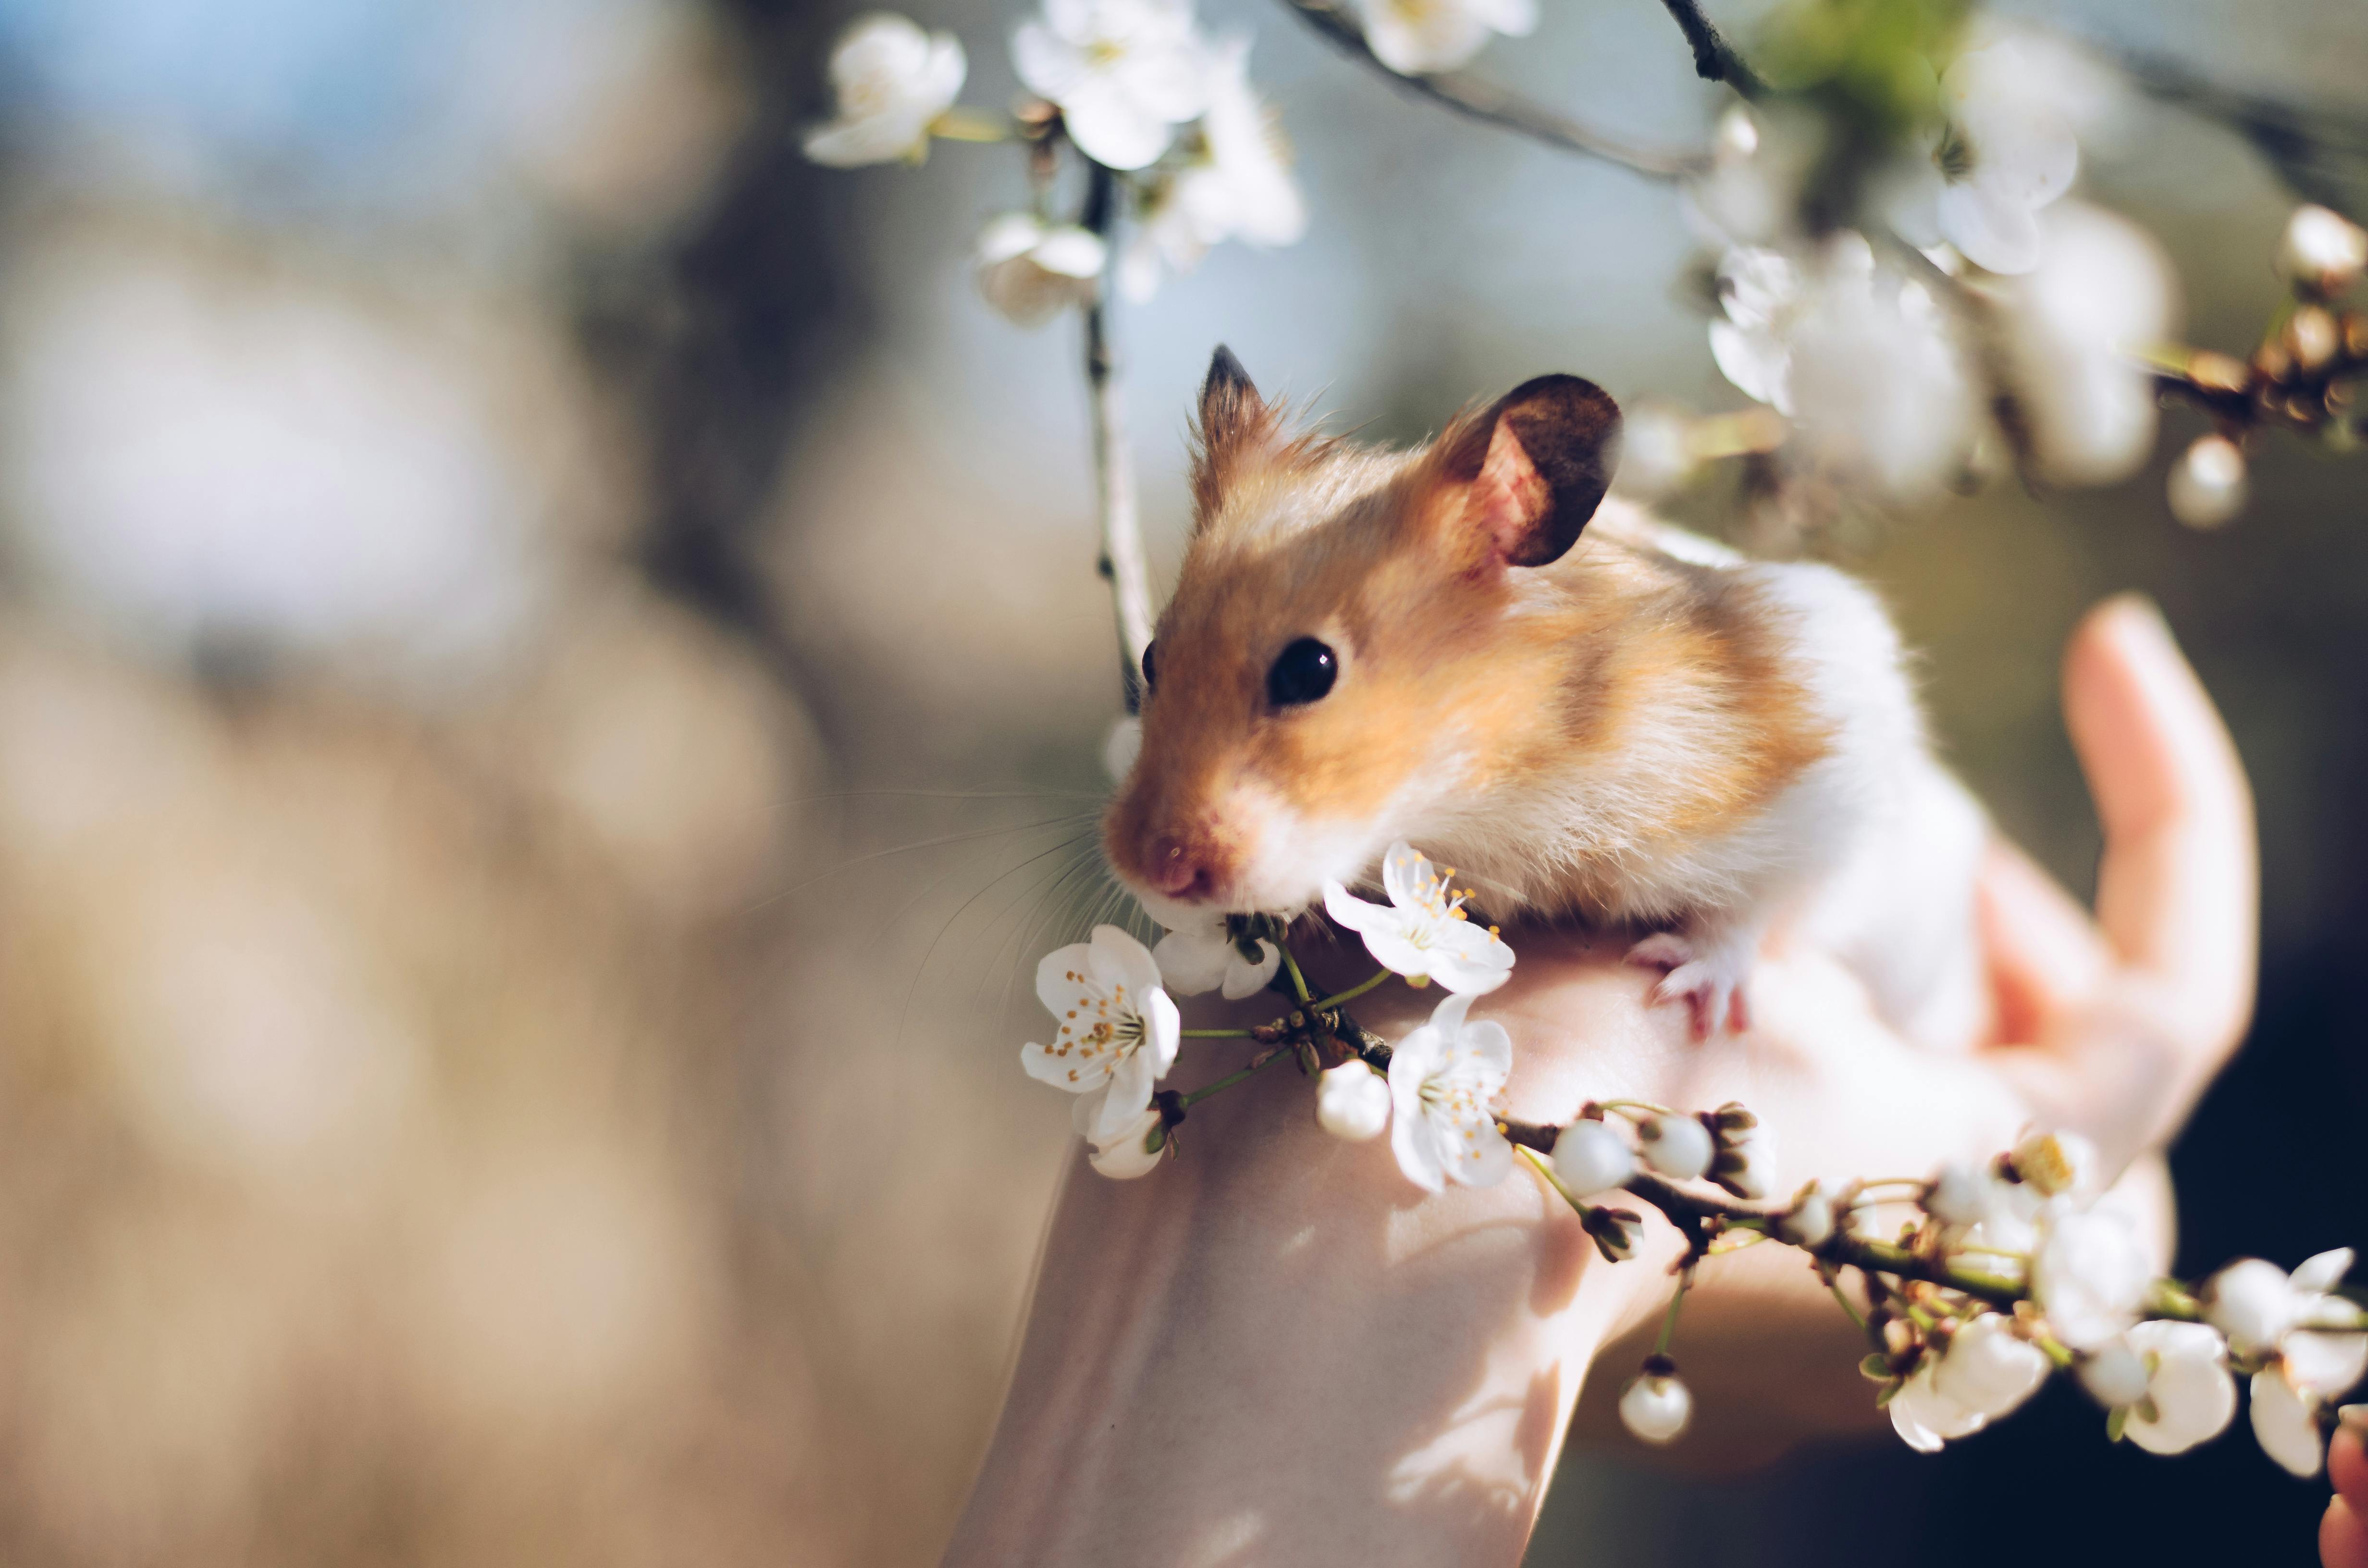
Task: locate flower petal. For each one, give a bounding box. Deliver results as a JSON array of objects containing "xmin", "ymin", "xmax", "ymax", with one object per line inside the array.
[
  {"xmin": 1938, "ymin": 178, "xmax": 2043, "ymax": 275},
  {"xmin": 1152, "ymin": 923, "xmax": 1232, "ymax": 997},
  {"xmin": 1388, "ymin": 1026, "xmax": 1446, "ymax": 1192},
  {"xmin": 2123, "ymin": 1321, "xmax": 2235, "ymax": 1456},
  {"xmin": 1011, "ymin": 21, "xmax": 1085, "ymax": 101},
  {"xmin": 1323, "ymin": 879, "xmax": 1385, "ymax": 933},
  {"xmin": 2294, "ymin": 1248, "xmax": 2356, "ymax": 1296},
  {"xmin": 2251, "ymin": 1368, "xmax": 2327, "ymax": 1478},
  {"xmin": 2284, "ymin": 1331, "xmax": 2368, "ymax": 1400},
  {"xmin": 1059, "ymin": 77, "xmax": 1176, "ymax": 171},
  {"xmin": 1095, "ymin": 1046, "xmax": 1159, "ymax": 1142},
  {"xmin": 1422, "ymin": 919, "xmax": 1516, "ymax": 994},
  {"xmin": 1219, "ymin": 939, "xmax": 1282, "ymax": 1000},
  {"xmin": 1142, "ymin": 986, "xmax": 1181, "ymax": 1080},
  {"xmin": 1022, "ymin": 1036, "xmax": 1108, "ymax": 1092},
  {"xmin": 1381, "ymin": 842, "xmax": 1431, "ymax": 911}
]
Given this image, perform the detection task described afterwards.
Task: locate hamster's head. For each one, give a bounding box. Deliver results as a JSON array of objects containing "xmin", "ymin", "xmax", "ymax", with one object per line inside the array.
[{"xmin": 1104, "ymin": 347, "xmax": 1623, "ymax": 928}]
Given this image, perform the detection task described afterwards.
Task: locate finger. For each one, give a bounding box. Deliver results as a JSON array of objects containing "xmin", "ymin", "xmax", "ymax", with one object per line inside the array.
[
  {"xmin": 2061, "ymin": 595, "xmax": 2257, "ymax": 1048},
  {"xmin": 2337, "ymin": 1424, "xmax": 2368, "ymax": 1510},
  {"xmin": 2325, "ymin": 1498, "xmax": 2368, "ymax": 1568},
  {"xmin": 1977, "ymin": 840, "xmax": 2111, "ymax": 1038}
]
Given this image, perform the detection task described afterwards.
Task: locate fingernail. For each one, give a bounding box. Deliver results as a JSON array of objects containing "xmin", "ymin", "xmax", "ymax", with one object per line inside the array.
[{"xmin": 2341, "ymin": 1403, "xmax": 2368, "ymax": 1433}]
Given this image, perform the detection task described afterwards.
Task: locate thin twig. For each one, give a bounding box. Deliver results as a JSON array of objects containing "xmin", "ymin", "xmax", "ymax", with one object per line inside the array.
[
  {"xmin": 1654, "ymin": 0, "xmax": 1766, "ymax": 98},
  {"xmin": 1273, "ymin": 0, "xmax": 1709, "ymax": 181},
  {"xmin": 2111, "ymin": 46, "xmax": 2368, "ymax": 214},
  {"xmin": 1078, "ymin": 160, "xmax": 1156, "ymax": 710}
]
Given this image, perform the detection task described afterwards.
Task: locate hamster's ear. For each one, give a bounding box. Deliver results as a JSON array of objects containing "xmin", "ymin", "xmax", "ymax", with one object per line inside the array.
[
  {"xmin": 1190, "ymin": 344, "xmax": 1274, "ymax": 519},
  {"xmin": 1433, "ymin": 375, "xmax": 1622, "ymax": 568}
]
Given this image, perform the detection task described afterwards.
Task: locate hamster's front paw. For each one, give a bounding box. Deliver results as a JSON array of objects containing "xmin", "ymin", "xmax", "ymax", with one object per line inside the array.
[{"xmin": 1624, "ymin": 931, "xmax": 1753, "ymax": 1040}]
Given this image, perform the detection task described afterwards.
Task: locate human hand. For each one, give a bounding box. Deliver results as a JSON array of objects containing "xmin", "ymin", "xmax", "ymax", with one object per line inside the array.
[
  {"xmin": 2326, "ymin": 1419, "xmax": 2368, "ymax": 1568},
  {"xmin": 942, "ymin": 597, "xmax": 2257, "ymax": 1563}
]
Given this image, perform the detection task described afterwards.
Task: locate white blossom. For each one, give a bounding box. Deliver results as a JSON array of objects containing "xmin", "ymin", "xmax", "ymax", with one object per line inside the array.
[
  {"xmin": 2032, "ymin": 1206, "xmax": 2153, "ymax": 1351},
  {"xmin": 1926, "ymin": 1161, "xmax": 1999, "ymax": 1227},
  {"xmin": 1152, "ymin": 914, "xmax": 1280, "ymax": 1001},
  {"xmin": 1324, "ymin": 842, "xmax": 1514, "ymax": 994},
  {"xmin": 1619, "ymin": 1366, "xmax": 1693, "ymax": 1445},
  {"xmin": 1386, "ymin": 989, "xmax": 1513, "ymax": 1192},
  {"xmin": 2280, "ymin": 204, "xmax": 2368, "ymax": 296},
  {"xmin": 2011, "ymin": 1129, "xmax": 2098, "ymax": 1201},
  {"xmin": 1931, "ymin": 1313, "xmax": 2050, "ymax": 1423},
  {"xmin": 1348, "ymin": 0, "xmax": 1536, "ymax": 77},
  {"xmin": 1638, "ymin": 1115, "xmax": 1713, "ymax": 1182},
  {"xmin": 1998, "ymin": 202, "xmax": 2181, "ymax": 487},
  {"xmin": 1682, "ymin": 103, "xmax": 1822, "ymax": 249},
  {"xmin": 1888, "ymin": 37, "xmax": 2079, "ymax": 275},
  {"xmin": 1013, "ymin": 0, "xmax": 1209, "ymax": 171},
  {"xmin": 1550, "ymin": 1119, "xmax": 1635, "ymax": 1198},
  {"xmin": 2206, "ymin": 1249, "xmax": 2368, "ymax": 1416},
  {"xmin": 1316, "ymin": 1061, "xmax": 1392, "ymax": 1142},
  {"xmin": 2167, "ymin": 434, "xmax": 2247, "ymax": 530},
  {"xmin": 974, "ymin": 214, "xmax": 1108, "ymax": 328},
  {"xmin": 1022, "ymin": 924, "xmax": 1182, "ymax": 1141},
  {"xmin": 1891, "ymin": 1315, "xmax": 2044, "ymax": 1452},
  {"xmin": 1119, "ymin": 37, "xmax": 1306, "ymax": 303},
  {"xmin": 2254, "ymin": 1365, "xmax": 2332, "ymax": 1478},
  {"xmin": 1709, "ymin": 234, "xmax": 1978, "ymax": 500},
  {"xmin": 2084, "ymin": 1322, "xmax": 2237, "ymax": 1456},
  {"xmin": 803, "ymin": 13, "xmax": 968, "ymax": 168},
  {"xmin": 1075, "ymin": 1088, "xmax": 1167, "ymax": 1178}
]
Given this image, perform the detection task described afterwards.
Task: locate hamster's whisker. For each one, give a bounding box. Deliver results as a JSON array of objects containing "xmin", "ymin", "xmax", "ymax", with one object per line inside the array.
[{"xmin": 751, "ymin": 811, "xmax": 1102, "ymax": 908}]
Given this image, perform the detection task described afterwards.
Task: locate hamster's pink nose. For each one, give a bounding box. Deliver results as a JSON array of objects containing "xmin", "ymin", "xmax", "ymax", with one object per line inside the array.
[{"xmin": 1147, "ymin": 836, "xmax": 1212, "ymax": 900}]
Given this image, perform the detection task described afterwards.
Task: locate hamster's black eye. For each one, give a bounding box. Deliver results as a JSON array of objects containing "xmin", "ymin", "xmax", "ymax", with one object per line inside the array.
[
  {"xmin": 1267, "ymin": 638, "xmax": 1338, "ymax": 708},
  {"xmin": 1140, "ymin": 639, "xmax": 1158, "ymax": 695}
]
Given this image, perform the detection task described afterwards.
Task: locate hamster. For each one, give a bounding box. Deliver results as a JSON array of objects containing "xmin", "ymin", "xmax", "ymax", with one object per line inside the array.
[{"xmin": 1103, "ymin": 346, "xmax": 1986, "ymax": 1045}]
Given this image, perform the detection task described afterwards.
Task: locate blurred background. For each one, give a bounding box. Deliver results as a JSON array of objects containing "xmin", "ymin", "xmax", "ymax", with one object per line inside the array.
[{"xmin": 0, "ymin": 0, "xmax": 2358, "ymax": 1563}]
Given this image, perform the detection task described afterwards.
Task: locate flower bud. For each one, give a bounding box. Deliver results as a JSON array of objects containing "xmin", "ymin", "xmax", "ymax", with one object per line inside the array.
[
  {"xmin": 1925, "ymin": 1162, "xmax": 1994, "ymax": 1226},
  {"xmin": 1582, "ymin": 1205, "xmax": 1644, "ymax": 1263},
  {"xmin": 2077, "ymin": 1337, "xmax": 2150, "ymax": 1410},
  {"xmin": 1086, "ymin": 1108, "xmax": 1167, "ymax": 1179},
  {"xmin": 1551, "ymin": 1119, "xmax": 1635, "ymax": 1197},
  {"xmin": 1710, "ymin": 1119, "xmax": 1777, "ymax": 1201},
  {"xmin": 1619, "ymin": 1358, "xmax": 1693, "ymax": 1445},
  {"xmin": 1779, "ymin": 1183, "xmax": 1835, "ymax": 1249},
  {"xmin": 2010, "ymin": 1129, "xmax": 2096, "ymax": 1199},
  {"xmin": 2280, "ymin": 204, "xmax": 2368, "ymax": 297},
  {"xmin": 1315, "ymin": 1061, "xmax": 1391, "ymax": 1142},
  {"xmin": 2167, "ymin": 434, "xmax": 2247, "ymax": 530},
  {"xmin": 1639, "ymin": 1115, "xmax": 1713, "ymax": 1180}
]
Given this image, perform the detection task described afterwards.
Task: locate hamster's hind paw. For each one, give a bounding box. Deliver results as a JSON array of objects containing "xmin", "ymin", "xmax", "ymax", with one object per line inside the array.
[{"xmin": 1625, "ymin": 932, "xmax": 1753, "ymax": 1040}]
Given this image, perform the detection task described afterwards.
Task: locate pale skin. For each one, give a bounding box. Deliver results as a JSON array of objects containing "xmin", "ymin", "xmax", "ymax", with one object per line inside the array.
[{"xmin": 942, "ymin": 597, "xmax": 2260, "ymax": 1567}]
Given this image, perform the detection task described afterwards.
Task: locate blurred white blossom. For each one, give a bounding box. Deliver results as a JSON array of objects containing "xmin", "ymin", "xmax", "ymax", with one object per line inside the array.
[
  {"xmin": 2010, "ymin": 1129, "xmax": 2097, "ymax": 1201},
  {"xmin": 1119, "ymin": 37, "xmax": 1307, "ymax": 303},
  {"xmin": 1349, "ymin": 0, "xmax": 1535, "ymax": 76},
  {"xmin": 1638, "ymin": 1115, "xmax": 1713, "ymax": 1182},
  {"xmin": 974, "ymin": 214, "xmax": 1108, "ymax": 327},
  {"xmin": 2032, "ymin": 1206, "xmax": 2152, "ymax": 1351},
  {"xmin": 2168, "ymin": 434, "xmax": 2248, "ymax": 529},
  {"xmin": 802, "ymin": 13, "xmax": 966, "ymax": 168},
  {"xmin": 2279, "ymin": 204, "xmax": 2368, "ymax": 296},
  {"xmin": 1892, "ymin": 1314, "xmax": 2046, "ymax": 1451},
  {"xmin": 2206, "ymin": 1249, "xmax": 2368, "ymax": 1409},
  {"xmin": 1714, "ymin": 233, "xmax": 1977, "ymax": 500},
  {"xmin": 1013, "ymin": 0, "xmax": 1209, "ymax": 171},
  {"xmin": 1889, "ymin": 38, "xmax": 2079, "ymax": 274},
  {"xmin": 1999, "ymin": 201, "xmax": 2180, "ymax": 486},
  {"xmin": 2084, "ymin": 1322, "xmax": 2237, "ymax": 1456},
  {"xmin": 1387, "ymin": 989, "xmax": 1512, "ymax": 1192},
  {"xmin": 2254, "ymin": 1364, "xmax": 2333, "ymax": 1477}
]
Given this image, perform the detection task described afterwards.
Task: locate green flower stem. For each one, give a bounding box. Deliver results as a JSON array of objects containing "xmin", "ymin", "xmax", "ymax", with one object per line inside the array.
[
  {"xmin": 1310, "ymin": 969, "xmax": 1394, "ymax": 1011},
  {"xmin": 1517, "ymin": 1145, "xmax": 1591, "ymax": 1217},
  {"xmin": 1277, "ymin": 945, "xmax": 1315, "ymax": 1004},
  {"xmin": 1180, "ymin": 1027, "xmax": 1255, "ymax": 1038},
  {"xmin": 1180, "ymin": 1049, "xmax": 1293, "ymax": 1108},
  {"xmin": 1654, "ymin": 1265, "xmax": 1695, "ymax": 1357},
  {"xmin": 1594, "ymin": 1099, "xmax": 1678, "ymax": 1121},
  {"xmin": 1819, "ymin": 1263, "xmax": 1870, "ymax": 1333},
  {"xmin": 930, "ymin": 108, "xmax": 1017, "ymax": 142}
]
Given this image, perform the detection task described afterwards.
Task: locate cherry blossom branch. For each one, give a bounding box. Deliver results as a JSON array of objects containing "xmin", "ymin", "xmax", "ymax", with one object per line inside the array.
[
  {"xmin": 1271, "ymin": 0, "xmax": 1709, "ymax": 181},
  {"xmin": 2111, "ymin": 46, "xmax": 2368, "ymax": 214},
  {"xmin": 1078, "ymin": 160, "xmax": 1157, "ymax": 706},
  {"xmin": 1653, "ymin": 0, "xmax": 1767, "ymax": 99}
]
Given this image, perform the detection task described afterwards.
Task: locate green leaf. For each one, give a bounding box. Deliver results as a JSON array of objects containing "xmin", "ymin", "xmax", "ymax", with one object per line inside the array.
[
  {"xmin": 1860, "ymin": 1354, "xmax": 1893, "ymax": 1382},
  {"xmin": 2105, "ymin": 1406, "xmax": 2128, "ymax": 1443}
]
